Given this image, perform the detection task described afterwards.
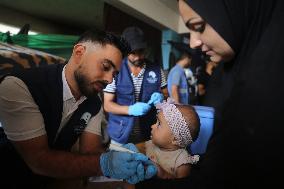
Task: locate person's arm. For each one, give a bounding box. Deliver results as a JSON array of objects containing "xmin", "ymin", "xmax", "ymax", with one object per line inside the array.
[
  {"xmin": 175, "ymin": 164, "xmax": 191, "ymax": 178},
  {"xmin": 79, "ymin": 132, "xmax": 105, "ymax": 154},
  {"xmin": 0, "ymin": 77, "xmax": 151, "ymax": 181},
  {"xmin": 104, "ymin": 92, "xmax": 151, "ymax": 116},
  {"xmin": 205, "ymin": 61, "xmax": 217, "ymax": 76},
  {"xmin": 0, "ymin": 80, "xmax": 155, "ymax": 183},
  {"xmin": 161, "ymin": 87, "xmax": 168, "ymax": 99},
  {"xmin": 171, "ymin": 85, "xmax": 180, "ymax": 103},
  {"xmin": 103, "ymin": 92, "xmax": 129, "ymax": 115},
  {"xmin": 103, "ymin": 79, "xmax": 129, "ymax": 115},
  {"xmin": 198, "ymin": 84, "xmax": 206, "ymax": 96},
  {"xmin": 12, "ymin": 135, "xmax": 103, "ymax": 178},
  {"xmin": 0, "ymin": 77, "xmax": 103, "ymax": 178},
  {"xmin": 160, "ymin": 69, "xmax": 169, "ymax": 99},
  {"xmin": 168, "ymin": 68, "xmax": 181, "ymax": 103},
  {"xmin": 157, "ymin": 163, "xmax": 191, "ymax": 179},
  {"xmin": 12, "ymin": 135, "xmax": 156, "ymax": 182},
  {"xmin": 174, "ymin": 150, "xmax": 192, "ymax": 178},
  {"xmin": 155, "ymin": 163, "xmax": 175, "ymax": 179}
]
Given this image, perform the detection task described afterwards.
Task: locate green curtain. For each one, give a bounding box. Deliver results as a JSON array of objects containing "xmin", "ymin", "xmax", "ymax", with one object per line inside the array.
[{"xmin": 0, "ymin": 32, "xmax": 78, "ymax": 59}]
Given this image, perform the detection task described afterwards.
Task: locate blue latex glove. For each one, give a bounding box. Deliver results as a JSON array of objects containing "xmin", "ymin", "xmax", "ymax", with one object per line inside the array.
[
  {"xmin": 127, "ymin": 162, "xmax": 145, "ymax": 184},
  {"xmin": 121, "ymin": 143, "xmax": 157, "ymax": 183},
  {"xmin": 126, "ymin": 156, "xmax": 157, "ymax": 184},
  {"xmin": 143, "ymin": 159, "xmax": 158, "ymax": 179},
  {"xmin": 122, "ymin": 143, "xmax": 139, "ymax": 152},
  {"xmin": 147, "ymin": 92, "xmax": 164, "ymax": 106},
  {"xmin": 123, "ymin": 143, "xmax": 157, "ymax": 181},
  {"xmin": 100, "ymin": 150, "xmax": 150, "ymax": 183},
  {"xmin": 127, "ymin": 158, "xmax": 157, "ymax": 182},
  {"xmin": 128, "ymin": 102, "xmax": 151, "ymax": 116},
  {"xmin": 122, "ymin": 143, "xmax": 145, "ymax": 183}
]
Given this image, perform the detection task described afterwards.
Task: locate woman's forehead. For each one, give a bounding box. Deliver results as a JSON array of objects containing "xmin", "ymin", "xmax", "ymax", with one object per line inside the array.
[{"xmin": 179, "ymin": 1, "xmax": 203, "ymax": 24}]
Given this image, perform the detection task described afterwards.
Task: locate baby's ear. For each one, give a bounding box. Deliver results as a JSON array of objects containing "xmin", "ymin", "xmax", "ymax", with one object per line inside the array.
[{"xmin": 171, "ymin": 139, "xmax": 179, "ymax": 146}]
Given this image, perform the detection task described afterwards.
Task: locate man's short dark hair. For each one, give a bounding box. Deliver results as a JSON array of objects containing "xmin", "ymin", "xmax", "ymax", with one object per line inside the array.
[
  {"xmin": 177, "ymin": 52, "xmax": 192, "ymax": 62},
  {"xmin": 76, "ymin": 30, "xmax": 130, "ymax": 57}
]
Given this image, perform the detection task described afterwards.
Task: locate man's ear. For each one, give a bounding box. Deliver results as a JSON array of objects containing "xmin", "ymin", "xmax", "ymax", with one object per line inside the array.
[{"xmin": 73, "ymin": 44, "xmax": 86, "ymax": 58}]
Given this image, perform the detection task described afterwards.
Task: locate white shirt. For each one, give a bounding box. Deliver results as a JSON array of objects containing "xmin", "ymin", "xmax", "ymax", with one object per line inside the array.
[
  {"xmin": 104, "ymin": 62, "xmax": 167, "ymax": 102},
  {"xmin": 56, "ymin": 66, "xmax": 87, "ymax": 139}
]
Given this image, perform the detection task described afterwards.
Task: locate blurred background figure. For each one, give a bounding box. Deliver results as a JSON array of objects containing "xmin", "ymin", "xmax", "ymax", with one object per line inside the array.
[
  {"xmin": 196, "ymin": 61, "xmax": 217, "ymax": 105},
  {"xmin": 167, "ymin": 52, "xmax": 192, "ymax": 104}
]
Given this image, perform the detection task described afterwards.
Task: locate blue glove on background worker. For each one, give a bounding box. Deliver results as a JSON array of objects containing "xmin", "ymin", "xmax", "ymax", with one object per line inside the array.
[
  {"xmin": 147, "ymin": 92, "xmax": 164, "ymax": 106},
  {"xmin": 128, "ymin": 102, "xmax": 151, "ymax": 116},
  {"xmin": 128, "ymin": 92, "xmax": 164, "ymax": 116}
]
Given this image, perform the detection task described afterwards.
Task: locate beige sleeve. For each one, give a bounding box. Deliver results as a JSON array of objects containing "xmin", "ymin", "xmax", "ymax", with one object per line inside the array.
[
  {"xmin": 0, "ymin": 76, "xmax": 46, "ymax": 141},
  {"xmin": 175, "ymin": 150, "xmax": 191, "ymax": 168},
  {"xmin": 83, "ymin": 107, "xmax": 103, "ymax": 136}
]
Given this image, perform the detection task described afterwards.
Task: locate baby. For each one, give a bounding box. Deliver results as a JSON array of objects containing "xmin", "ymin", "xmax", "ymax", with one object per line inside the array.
[{"xmin": 138, "ymin": 98, "xmax": 200, "ymax": 179}]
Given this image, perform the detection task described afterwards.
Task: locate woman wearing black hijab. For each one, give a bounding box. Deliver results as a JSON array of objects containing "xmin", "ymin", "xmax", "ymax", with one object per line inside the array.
[{"xmin": 178, "ymin": 0, "xmax": 284, "ymax": 188}]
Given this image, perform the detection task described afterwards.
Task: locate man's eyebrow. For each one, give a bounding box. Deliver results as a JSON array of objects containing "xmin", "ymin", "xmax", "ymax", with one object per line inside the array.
[{"xmin": 103, "ymin": 59, "xmax": 118, "ymax": 71}]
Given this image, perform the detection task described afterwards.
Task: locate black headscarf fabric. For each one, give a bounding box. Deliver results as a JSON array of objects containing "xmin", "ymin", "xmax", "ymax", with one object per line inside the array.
[
  {"xmin": 186, "ymin": 0, "xmax": 275, "ymax": 54},
  {"xmin": 185, "ymin": 0, "xmax": 284, "ymax": 188}
]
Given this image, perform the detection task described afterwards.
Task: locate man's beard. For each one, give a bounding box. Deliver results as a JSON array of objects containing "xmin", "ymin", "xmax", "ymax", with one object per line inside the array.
[{"xmin": 74, "ymin": 70, "xmax": 104, "ymax": 98}]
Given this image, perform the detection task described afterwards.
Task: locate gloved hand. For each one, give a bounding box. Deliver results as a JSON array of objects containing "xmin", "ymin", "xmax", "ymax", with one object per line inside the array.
[
  {"xmin": 122, "ymin": 143, "xmax": 157, "ymax": 181},
  {"xmin": 122, "ymin": 143, "xmax": 146, "ymax": 184},
  {"xmin": 100, "ymin": 150, "xmax": 151, "ymax": 183},
  {"xmin": 143, "ymin": 159, "xmax": 158, "ymax": 179},
  {"xmin": 147, "ymin": 92, "xmax": 164, "ymax": 106},
  {"xmin": 122, "ymin": 143, "xmax": 139, "ymax": 152},
  {"xmin": 128, "ymin": 102, "xmax": 151, "ymax": 116},
  {"xmin": 126, "ymin": 159, "xmax": 157, "ymax": 184}
]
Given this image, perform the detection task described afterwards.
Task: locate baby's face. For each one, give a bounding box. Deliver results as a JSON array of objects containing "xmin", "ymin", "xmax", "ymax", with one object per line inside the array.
[{"xmin": 151, "ymin": 111, "xmax": 174, "ymax": 148}]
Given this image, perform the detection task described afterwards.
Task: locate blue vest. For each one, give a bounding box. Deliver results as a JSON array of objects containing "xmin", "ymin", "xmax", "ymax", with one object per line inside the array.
[{"xmin": 107, "ymin": 59, "xmax": 161, "ymax": 143}]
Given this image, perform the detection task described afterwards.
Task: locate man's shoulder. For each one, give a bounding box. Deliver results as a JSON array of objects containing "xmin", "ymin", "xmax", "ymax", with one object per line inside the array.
[
  {"xmin": 0, "ymin": 76, "xmax": 27, "ymax": 90},
  {"xmin": 0, "ymin": 76, "xmax": 32, "ymax": 102},
  {"xmin": 8, "ymin": 63, "xmax": 64, "ymax": 82},
  {"xmin": 169, "ymin": 65, "xmax": 182, "ymax": 75}
]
